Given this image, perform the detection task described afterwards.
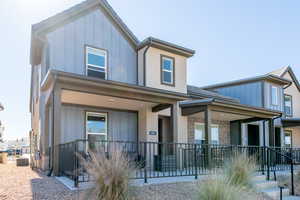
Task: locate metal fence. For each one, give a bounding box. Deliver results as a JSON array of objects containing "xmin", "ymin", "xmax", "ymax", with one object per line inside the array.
[{"xmin": 56, "ymin": 140, "xmax": 300, "ymax": 187}]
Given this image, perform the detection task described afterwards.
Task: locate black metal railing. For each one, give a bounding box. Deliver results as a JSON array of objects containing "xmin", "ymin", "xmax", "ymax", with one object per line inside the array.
[{"xmin": 55, "ymin": 140, "xmax": 300, "ymax": 187}]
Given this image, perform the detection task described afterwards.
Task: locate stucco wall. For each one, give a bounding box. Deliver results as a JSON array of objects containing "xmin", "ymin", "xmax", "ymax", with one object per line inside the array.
[
  {"xmin": 283, "ymin": 72, "xmax": 300, "ymax": 118},
  {"xmin": 145, "ymin": 47, "xmax": 187, "ymax": 94}
]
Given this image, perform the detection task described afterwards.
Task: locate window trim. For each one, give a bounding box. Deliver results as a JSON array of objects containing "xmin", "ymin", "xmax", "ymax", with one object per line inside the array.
[
  {"xmin": 284, "ymin": 130, "xmax": 292, "ymax": 147},
  {"xmin": 271, "ymin": 85, "xmax": 279, "ymax": 106},
  {"xmin": 85, "ymin": 45, "xmax": 108, "ymax": 80},
  {"xmin": 85, "ymin": 112, "xmax": 108, "ymax": 141},
  {"xmin": 284, "ymin": 94, "xmax": 293, "ymax": 117},
  {"xmin": 194, "ymin": 122, "xmax": 219, "ymax": 144},
  {"xmin": 160, "ymin": 55, "xmax": 175, "ymax": 86}
]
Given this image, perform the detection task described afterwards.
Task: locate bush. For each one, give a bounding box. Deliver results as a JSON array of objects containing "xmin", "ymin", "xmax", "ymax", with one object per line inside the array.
[
  {"xmin": 197, "ymin": 176, "xmax": 252, "ymax": 200},
  {"xmin": 79, "ymin": 150, "xmax": 135, "ymax": 200},
  {"xmin": 224, "ymin": 153, "xmax": 257, "ymax": 188}
]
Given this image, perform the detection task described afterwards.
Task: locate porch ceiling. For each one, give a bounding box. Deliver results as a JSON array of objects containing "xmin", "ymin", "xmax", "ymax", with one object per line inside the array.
[
  {"xmin": 61, "ymin": 90, "xmax": 156, "ymax": 111},
  {"xmin": 188, "ymin": 110, "xmax": 250, "ymax": 121}
]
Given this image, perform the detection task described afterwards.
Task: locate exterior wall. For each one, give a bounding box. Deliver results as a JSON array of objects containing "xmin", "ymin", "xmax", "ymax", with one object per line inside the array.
[
  {"xmin": 264, "ymin": 81, "xmax": 284, "ymax": 112},
  {"xmin": 213, "ymin": 81, "xmax": 263, "ymax": 107},
  {"xmin": 145, "ymin": 47, "xmax": 187, "ymax": 94},
  {"xmin": 282, "ymin": 72, "xmax": 300, "ymax": 118},
  {"xmin": 60, "ymin": 104, "xmax": 138, "ymax": 144},
  {"xmin": 187, "ymin": 115, "xmax": 230, "ymax": 145},
  {"xmin": 46, "ymin": 7, "xmax": 137, "ymax": 84},
  {"xmin": 284, "ymin": 127, "xmax": 300, "ymax": 147}
]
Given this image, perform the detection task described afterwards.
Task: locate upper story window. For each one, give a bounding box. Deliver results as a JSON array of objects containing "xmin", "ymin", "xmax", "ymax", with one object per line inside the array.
[
  {"xmin": 271, "ymin": 85, "xmax": 279, "ymax": 106},
  {"xmin": 161, "ymin": 55, "xmax": 175, "ymax": 86},
  {"xmin": 284, "ymin": 94, "xmax": 293, "ymax": 116},
  {"xmin": 86, "ymin": 46, "xmax": 107, "ymax": 80}
]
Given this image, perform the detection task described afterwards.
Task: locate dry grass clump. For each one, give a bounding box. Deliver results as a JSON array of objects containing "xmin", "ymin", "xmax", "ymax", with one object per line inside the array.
[
  {"xmin": 224, "ymin": 153, "xmax": 257, "ymax": 188},
  {"xmin": 80, "ymin": 150, "xmax": 135, "ymax": 200}
]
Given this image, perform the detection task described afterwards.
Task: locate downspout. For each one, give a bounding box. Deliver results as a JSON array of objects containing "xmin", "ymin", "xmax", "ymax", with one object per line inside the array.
[{"xmin": 143, "ymin": 38, "xmax": 152, "ymax": 87}]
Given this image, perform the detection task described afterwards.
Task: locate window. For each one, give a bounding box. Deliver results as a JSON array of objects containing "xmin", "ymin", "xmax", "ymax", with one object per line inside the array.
[
  {"xmin": 86, "ymin": 46, "xmax": 107, "ymax": 79},
  {"xmin": 284, "ymin": 131, "xmax": 292, "ymax": 147},
  {"xmin": 86, "ymin": 112, "xmax": 107, "ymax": 150},
  {"xmin": 271, "ymin": 86, "xmax": 279, "ymax": 106},
  {"xmin": 194, "ymin": 123, "xmax": 219, "ymax": 144},
  {"xmin": 161, "ymin": 56, "xmax": 174, "ymax": 85},
  {"xmin": 284, "ymin": 95, "xmax": 293, "ymax": 116}
]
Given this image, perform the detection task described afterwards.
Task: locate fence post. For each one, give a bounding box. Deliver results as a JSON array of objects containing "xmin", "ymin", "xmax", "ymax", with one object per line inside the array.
[
  {"xmin": 267, "ymin": 148, "xmax": 270, "ymax": 181},
  {"xmin": 194, "ymin": 144, "xmax": 198, "ymax": 179},
  {"xmin": 262, "ymin": 147, "xmax": 265, "ymax": 175},
  {"xmin": 74, "ymin": 141, "xmax": 79, "ymax": 188},
  {"xmin": 290, "ymin": 148, "xmax": 295, "ymax": 195},
  {"xmin": 144, "ymin": 142, "xmax": 148, "ymax": 184}
]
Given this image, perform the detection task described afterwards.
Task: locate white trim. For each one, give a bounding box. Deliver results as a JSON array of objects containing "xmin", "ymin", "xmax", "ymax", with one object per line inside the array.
[
  {"xmin": 271, "ymin": 85, "xmax": 279, "ymax": 106},
  {"xmin": 162, "ymin": 56, "xmax": 174, "ymax": 84},
  {"xmin": 85, "ymin": 46, "xmax": 107, "ymax": 80}
]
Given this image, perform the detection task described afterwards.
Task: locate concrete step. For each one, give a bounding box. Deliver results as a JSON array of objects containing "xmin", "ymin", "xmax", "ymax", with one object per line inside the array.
[
  {"xmin": 260, "ymin": 187, "xmax": 289, "ymax": 199},
  {"xmin": 254, "ymin": 180, "xmax": 278, "ymax": 190}
]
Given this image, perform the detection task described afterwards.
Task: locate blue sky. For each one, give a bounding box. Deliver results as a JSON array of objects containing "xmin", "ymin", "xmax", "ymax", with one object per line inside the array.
[{"xmin": 0, "ymin": 0, "xmax": 299, "ymax": 140}]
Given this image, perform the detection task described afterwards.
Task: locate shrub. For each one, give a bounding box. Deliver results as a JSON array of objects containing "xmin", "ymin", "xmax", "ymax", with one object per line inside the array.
[
  {"xmin": 79, "ymin": 150, "xmax": 135, "ymax": 200},
  {"xmin": 224, "ymin": 153, "xmax": 257, "ymax": 188},
  {"xmin": 197, "ymin": 176, "xmax": 252, "ymax": 200}
]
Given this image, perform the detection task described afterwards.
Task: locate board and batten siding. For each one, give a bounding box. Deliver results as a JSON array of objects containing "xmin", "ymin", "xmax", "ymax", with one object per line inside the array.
[
  {"xmin": 60, "ymin": 105, "xmax": 138, "ymax": 144},
  {"xmin": 214, "ymin": 81, "xmax": 263, "ymax": 107},
  {"xmin": 46, "ymin": 7, "xmax": 137, "ymax": 84},
  {"xmin": 264, "ymin": 81, "xmax": 284, "ymax": 112}
]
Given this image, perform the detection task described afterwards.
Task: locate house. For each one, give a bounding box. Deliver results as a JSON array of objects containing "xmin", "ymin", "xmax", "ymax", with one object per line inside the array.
[
  {"xmin": 269, "ymin": 66, "xmax": 300, "ymax": 147},
  {"xmin": 202, "ymin": 67, "xmax": 300, "ymax": 148},
  {"xmin": 30, "ymin": 0, "xmax": 284, "ymax": 178}
]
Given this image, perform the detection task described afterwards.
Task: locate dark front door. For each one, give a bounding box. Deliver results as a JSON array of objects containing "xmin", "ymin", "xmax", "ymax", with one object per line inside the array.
[
  {"xmin": 248, "ymin": 124, "xmax": 260, "ymax": 146},
  {"xmin": 158, "ymin": 118, "xmax": 163, "ymax": 155},
  {"xmin": 275, "ymin": 127, "xmax": 281, "ymax": 147}
]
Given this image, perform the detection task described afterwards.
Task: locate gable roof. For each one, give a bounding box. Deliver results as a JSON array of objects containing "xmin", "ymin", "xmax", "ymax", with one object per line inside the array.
[
  {"xmin": 138, "ymin": 37, "xmax": 195, "ymax": 58},
  {"xmin": 269, "ymin": 66, "xmax": 300, "ymax": 92},
  {"xmin": 31, "ymin": 0, "xmax": 140, "ymax": 65},
  {"xmin": 201, "ymin": 74, "xmax": 291, "ymax": 90}
]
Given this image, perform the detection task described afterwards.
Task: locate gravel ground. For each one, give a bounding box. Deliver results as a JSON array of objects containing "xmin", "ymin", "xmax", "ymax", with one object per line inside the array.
[{"xmin": 0, "ymin": 162, "xmax": 271, "ymax": 200}]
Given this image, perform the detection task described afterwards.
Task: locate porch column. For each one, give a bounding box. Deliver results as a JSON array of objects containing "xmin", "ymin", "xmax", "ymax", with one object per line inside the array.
[
  {"xmin": 268, "ymin": 119, "xmax": 274, "ymax": 147},
  {"xmin": 53, "ymin": 85, "xmax": 62, "ymax": 176},
  {"xmin": 204, "ymin": 107, "xmax": 212, "ymax": 168},
  {"xmin": 171, "ymin": 102, "xmax": 188, "ymax": 143}
]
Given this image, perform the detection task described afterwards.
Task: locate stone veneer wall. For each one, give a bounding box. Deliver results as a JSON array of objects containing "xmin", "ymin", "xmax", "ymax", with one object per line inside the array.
[{"xmin": 187, "ymin": 116, "xmax": 230, "ymax": 145}]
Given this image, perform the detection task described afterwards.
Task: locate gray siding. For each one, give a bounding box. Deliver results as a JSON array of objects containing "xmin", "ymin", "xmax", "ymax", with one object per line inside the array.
[
  {"xmin": 46, "ymin": 7, "xmax": 137, "ymax": 84},
  {"xmin": 214, "ymin": 81, "xmax": 263, "ymax": 107},
  {"xmin": 60, "ymin": 105, "xmax": 137, "ymax": 144}
]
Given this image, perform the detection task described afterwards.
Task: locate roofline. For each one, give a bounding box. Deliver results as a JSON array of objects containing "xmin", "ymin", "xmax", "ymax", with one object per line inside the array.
[
  {"xmin": 137, "ymin": 37, "xmax": 195, "ymax": 58},
  {"xmin": 201, "ymin": 74, "xmax": 291, "ymax": 90},
  {"xmin": 281, "ymin": 66, "xmax": 300, "ymax": 92},
  {"xmin": 41, "ymin": 70, "xmax": 189, "ymax": 101},
  {"xmin": 180, "ymin": 98, "xmax": 282, "ymax": 117}
]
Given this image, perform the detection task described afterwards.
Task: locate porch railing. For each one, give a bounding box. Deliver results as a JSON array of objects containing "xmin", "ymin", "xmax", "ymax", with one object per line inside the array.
[{"xmin": 55, "ymin": 140, "xmax": 300, "ymax": 187}]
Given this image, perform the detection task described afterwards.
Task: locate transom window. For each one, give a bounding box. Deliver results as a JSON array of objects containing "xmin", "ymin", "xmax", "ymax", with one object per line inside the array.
[
  {"xmin": 161, "ymin": 56, "xmax": 174, "ymax": 85},
  {"xmin": 86, "ymin": 46, "xmax": 107, "ymax": 79},
  {"xmin": 284, "ymin": 131, "xmax": 292, "ymax": 147},
  {"xmin": 271, "ymin": 86, "xmax": 279, "ymax": 106},
  {"xmin": 284, "ymin": 94, "xmax": 293, "ymax": 116},
  {"xmin": 86, "ymin": 112, "xmax": 107, "ymax": 150},
  {"xmin": 194, "ymin": 123, "xmax": 219, "ymax": 145}
]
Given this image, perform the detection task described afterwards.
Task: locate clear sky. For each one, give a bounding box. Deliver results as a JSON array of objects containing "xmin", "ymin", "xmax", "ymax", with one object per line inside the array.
[{"xmin": 0, "ymin": 0, "xmax": 300, "ymax": 140}]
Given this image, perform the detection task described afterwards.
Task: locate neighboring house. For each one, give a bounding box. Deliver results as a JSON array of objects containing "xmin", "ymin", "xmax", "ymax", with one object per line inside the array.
[
  {"xmin": 202, "ymin": 68, "xmax": 300, "ymax": 148},
  {"xmin": 269, "ymin": 66, "xmax": 300, "ymax": 147},
  {"xmin": 30, "ymin": 0, "xmax": 282, "ymax": 175}
]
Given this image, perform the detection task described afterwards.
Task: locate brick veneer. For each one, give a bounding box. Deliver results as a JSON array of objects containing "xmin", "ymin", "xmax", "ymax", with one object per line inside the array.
[{"xmin": 187, "ymin": 116, "xmax": 230, "ymax": 145}]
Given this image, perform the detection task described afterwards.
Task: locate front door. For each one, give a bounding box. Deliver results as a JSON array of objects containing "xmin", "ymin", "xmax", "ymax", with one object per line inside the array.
[
  {"xmin": 248, "ymin": 124, "xmax": 260, "ymax": 146},
  {"xmin": 275, "ymin": 127, "xmax": 281, "ymax": 147}
]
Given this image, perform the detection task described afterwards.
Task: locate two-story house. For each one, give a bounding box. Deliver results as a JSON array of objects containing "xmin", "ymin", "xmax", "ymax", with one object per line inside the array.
[
  {"xmin": 270, "ymin": 66, "xmax": 300, "ymax": 147},
  {"xmin": 202, "ymin": 69, "xmax": 299, "ymax": 148},
  {"xmin": 30, "ymin": 0, "xmax": 283, "ymax": 177}
]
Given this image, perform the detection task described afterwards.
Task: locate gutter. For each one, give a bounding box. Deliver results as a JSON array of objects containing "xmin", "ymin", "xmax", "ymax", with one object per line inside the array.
[{"xmin": 142, "ymin": 38, "xmax": 152, "ymax": 87}]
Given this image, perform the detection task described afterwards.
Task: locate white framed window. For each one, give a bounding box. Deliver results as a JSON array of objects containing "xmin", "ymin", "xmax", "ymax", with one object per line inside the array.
[
  {"xmin": 161, "ymin": 56, "xmax": 174, "ymax": 85},
  {"xmin": 86, "ymin": 112, "xmax": 107, "ymax": 150},
  {"xmin": 86, "ymin": 46, "xmax": 107, "ymax": 80},
  {"xmin": 284, "ymin": 94, "xmax": 293, "ymax": 116},
  {"xmin": 284, "ymin": 130, "xmax": 292, "ymax": 147},
  {"xmin": 194, "ymin": 123, "xmax": 219, "ymax": 144},
  {"xmin": 271, "ymin": 86, "xmax": 279, "ymax": 106}
]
